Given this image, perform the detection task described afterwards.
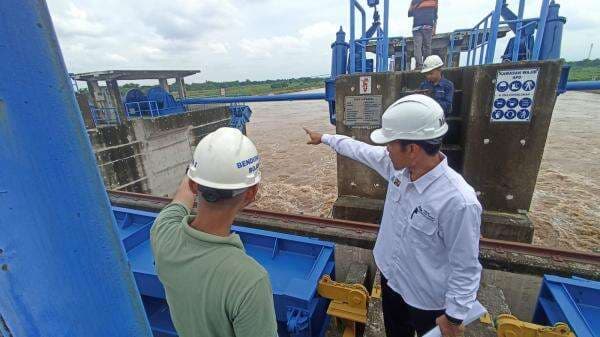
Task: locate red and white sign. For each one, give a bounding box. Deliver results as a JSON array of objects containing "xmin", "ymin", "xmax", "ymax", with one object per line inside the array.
[{"xmin": 359, "ymin": 76, "xmax": 371, "ymax": 94}]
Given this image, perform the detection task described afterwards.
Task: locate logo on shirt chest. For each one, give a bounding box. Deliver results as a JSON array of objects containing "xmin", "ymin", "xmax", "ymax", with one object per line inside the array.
[
  {"xmin": 411, "ymin": 205, "xmax": 436, "ymax": 221},
  {"xmin": 393, "ymin": 177, "xmax": 401, "ymax": 187}
]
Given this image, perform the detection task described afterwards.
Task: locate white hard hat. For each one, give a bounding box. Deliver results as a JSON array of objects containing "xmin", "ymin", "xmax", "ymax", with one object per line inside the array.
[
  {"xmin": 187, "ymin": 127, "xmax": 261, "ymax": 190},
  {"xmin": 421, "ymin": 55, "xmax": 444, "ymax": 73},
  {"xmin": 370, "ymin": 94, "xmax": 448, "ymax": 144}
]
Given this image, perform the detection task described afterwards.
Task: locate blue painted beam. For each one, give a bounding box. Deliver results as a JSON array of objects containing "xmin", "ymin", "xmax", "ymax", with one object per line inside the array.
[
  {"xmin": 532, "ymin": 0, "xmax": 551, "ymax": 60},
  {"xmin": 181, "ymin": 92, "xmax": 326, "ymax": 105},
  {"xmin": 565, "ymin": 81, "xmax": 600, "ymax": 91},
  {"xmin": 485, "ymin": 0, "xmax": 505, "ymax": 64},
  {"xmin": 0, "ymin": 1, "xmax": 153, "ymax": 336}
]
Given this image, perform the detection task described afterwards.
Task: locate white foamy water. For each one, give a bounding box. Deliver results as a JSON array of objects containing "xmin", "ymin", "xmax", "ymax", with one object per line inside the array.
[{"xmin": 246, "ymin": 90, "xmax": 600, "ymax": 252}]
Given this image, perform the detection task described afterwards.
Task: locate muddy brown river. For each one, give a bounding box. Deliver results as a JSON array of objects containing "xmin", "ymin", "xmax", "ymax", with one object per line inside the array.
[{"xmin": 246, "ymin": 90, "xmax": 600, "ymax": 252}]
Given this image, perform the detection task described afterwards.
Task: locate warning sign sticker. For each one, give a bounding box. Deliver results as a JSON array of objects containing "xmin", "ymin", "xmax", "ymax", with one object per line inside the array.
[{"xmin": 491, "ymin": 68, "xmax": 539, "ymax": 123}]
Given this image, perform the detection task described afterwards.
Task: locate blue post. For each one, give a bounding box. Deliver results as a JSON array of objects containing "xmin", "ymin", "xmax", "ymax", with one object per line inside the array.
[
  {"xmin": 512, "ymin": 0, "xmax": 526, "ymax": 61},
  {"xmin": 479, "ymin": 18, "xmax": 489, "ymax": 65},
  {"xmin": 354, "ymin": 0, "xmax": 367, "ymax": 38},
  {"xmin": 0, "ymin": 1, "xmax": 152, "ymax": 336},
  {"xmin": 485, "ymin": 0, "xmax": 505, "ymax": 64},
  {"xmin": 467, "ymin": 31, "xmax": 474, "ymax": 66},
  {"xmin": 331, "ymin": 27, "xmax": 349, "ymax": 78},
  {"xmin": 539, "ymin": 1, "xmax": 566, "ymax": 60},
  {"xmin": 471, "ymin": 27, "xmax": 479, "ymax": 66},
  {"xmin": 532, "ymin": 0, "xmax": 551, "ymax": 60},
  {"xmin": 349, "ymin": 0, "xmax": 356, "ymax": 73},
  {"xmin": 381, "ymin": 0, "xmax": 390, "ymax": 71}
]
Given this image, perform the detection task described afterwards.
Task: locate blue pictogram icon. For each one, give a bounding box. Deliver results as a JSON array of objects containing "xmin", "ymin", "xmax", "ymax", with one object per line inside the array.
[
  {"xmin": 492, "ymin": 110, "xmax": 504, "ymax": 120},
  {"xmin": 507, "ymin": 98, "xmax": 519, "ymax": 108},
  {"xmin": 519, "ymin": 97, "xmax": 532, "ymax": 108},
  {"xmin": 510, "ymin": 81, "xmax": 522, "ymax": 92},
  {"xmin": 496, "ymin": 81, "xmax": 509, "ymax": 92},
  {"xmin": 523, "ymin": 80, "xmax": 536, "ymax": 91},
  {"xmin": 505, "ymin": 109, "xmax": 517, "ymax": 119},
  {"xmin": 494, "ymin": 98, "xmax": 507, "ymax": 109},
  {"xmin": 517, "ymin": 109, "xmax": 530, "ymax": 120}
]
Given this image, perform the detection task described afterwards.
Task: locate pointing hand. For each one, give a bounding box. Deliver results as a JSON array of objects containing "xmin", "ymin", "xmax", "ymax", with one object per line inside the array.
[{"xmin": 303, "ymin": 127, "xmax": 323, "ymax": 145}]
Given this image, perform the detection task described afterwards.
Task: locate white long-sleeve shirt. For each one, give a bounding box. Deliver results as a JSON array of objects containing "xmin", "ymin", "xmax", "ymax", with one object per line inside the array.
[{"xmin": 322, "ymin": 134, "xmax": 482, "ymax": 320}]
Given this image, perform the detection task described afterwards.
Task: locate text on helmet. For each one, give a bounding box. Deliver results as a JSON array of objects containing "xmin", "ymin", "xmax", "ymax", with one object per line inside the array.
[{"xmin": 236, "ymin": 155, "xmax": 259, "ymax": 169}]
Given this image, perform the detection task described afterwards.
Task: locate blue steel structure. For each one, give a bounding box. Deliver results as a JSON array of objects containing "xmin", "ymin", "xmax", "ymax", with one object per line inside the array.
[
  {"xmin": 229, "ymin": 105, "xmax": 253, "ymax": 131},
  {"xmin": 125, "ymin": 87, "xmax": 186, "ymax": 119},
  {"xmin": 348, "ymin": 0, "xmax": 390, "ymax": 73},
  {"xmin": 448, "ymin": 0, "xmax": 565, "ymax": 66},
  {"xmin": 0, "ymin": 1, "xmax": 153, "ymax": 336},
  {"xmin": 113, "ymin": 206, "xmax": 335, "ymax": 337},
  {"xmin": 533, "ymin": 275, "xmax": 600, "ymax": 337},
  {"xmin": 116, "ymin": 0, "xmax": 598, "ymax": 127}
]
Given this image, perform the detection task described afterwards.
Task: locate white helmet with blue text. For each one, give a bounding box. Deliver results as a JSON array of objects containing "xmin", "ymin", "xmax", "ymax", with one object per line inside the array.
[
  {"xmin": 187, "ymin": 127, "xmax": 261, "ymax": 190},
  {"xmin": 370, "ymin": 94, "xmax": 448, "ymax": 144}
]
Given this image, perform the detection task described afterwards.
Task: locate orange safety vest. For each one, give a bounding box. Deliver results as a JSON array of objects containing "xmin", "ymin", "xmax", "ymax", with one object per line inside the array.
[{"xmin": 417, "ymin": 0, "xmax": 438, "ymax": 9}]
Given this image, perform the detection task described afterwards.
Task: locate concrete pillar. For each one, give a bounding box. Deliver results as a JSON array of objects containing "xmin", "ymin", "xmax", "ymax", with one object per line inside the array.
[
  {"xmin": 76, "ymin": 92, "xmax": 95, "ymax": 129},
  {"xmin": 159, "ymin": 78, "xmax": 169, "ymax": 92},
  {"xmin": 86, "ymin": 80, "xmax": 104, "ymax": 108},
  {"xmin": 176, "ymin": 77, "xmax": 186, "ymax": 98},
  {"xmin": 106, "ymin": 79, "xmax": 126, "ymax": 122}
]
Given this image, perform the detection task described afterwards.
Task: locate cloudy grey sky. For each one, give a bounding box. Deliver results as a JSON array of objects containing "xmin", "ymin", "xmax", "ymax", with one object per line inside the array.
[{"xmin": 47, "ymin": 0, "xmax": 599, "ymax": 83}]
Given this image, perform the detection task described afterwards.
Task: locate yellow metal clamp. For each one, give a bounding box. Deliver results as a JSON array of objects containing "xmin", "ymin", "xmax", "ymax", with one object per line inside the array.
[
  {"xmin": 496, "ymin": 314, "xmax": 576, "ymax": 337},
  {"xmin": 317, "ymin": 275, "xmax": 369, "ymax": 324}
]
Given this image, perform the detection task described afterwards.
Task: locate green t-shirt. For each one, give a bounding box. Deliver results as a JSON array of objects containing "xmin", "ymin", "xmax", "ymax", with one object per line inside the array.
[{"xmin": 150, "ymin": 203, "xmax": 278, "ymax": 337}]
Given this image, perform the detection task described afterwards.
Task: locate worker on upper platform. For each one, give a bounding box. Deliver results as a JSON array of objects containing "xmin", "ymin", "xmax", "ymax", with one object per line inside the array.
[
  {"xmin": 420, "ymin": 55, "xmax": 454, "ymax": 116},
  {"xmin": 150, "ymin": 127, "xmax": 277, "ymax": 337},
  {"xmin": 409, "ymin": 0, "xmax": 438, "ymax": 69},
  {"xmin": 304, "ymin": 95, "xmax": 482, "ymax": 337}
]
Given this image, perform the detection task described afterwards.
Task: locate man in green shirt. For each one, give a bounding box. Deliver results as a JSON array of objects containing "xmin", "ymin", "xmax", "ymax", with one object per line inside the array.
[{"xmin": 150, "ymin": 127, "xmax": 278, "ymax": 337}]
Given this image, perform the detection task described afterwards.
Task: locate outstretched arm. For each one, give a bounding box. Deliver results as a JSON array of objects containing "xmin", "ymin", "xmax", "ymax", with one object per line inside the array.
[{"xmin": 303, "ymin": 127, "xmax": 394, "ymax": 179}]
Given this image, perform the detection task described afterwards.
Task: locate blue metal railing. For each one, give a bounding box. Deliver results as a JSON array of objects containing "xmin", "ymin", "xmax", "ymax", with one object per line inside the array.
[
  {"xmin": 532, "ymin": 0, "xmax": 551, "ymax": 60},
  {"xmin": 349, "ymin": 0, "xmax": 389, "ymax": 74},
  {"xmin": 125, "ymin": 100, "xmax": 160, "ymax": 119},
  {"xmin": 460, "ymin": 0, "xmax": 556, "ymax": 66}
]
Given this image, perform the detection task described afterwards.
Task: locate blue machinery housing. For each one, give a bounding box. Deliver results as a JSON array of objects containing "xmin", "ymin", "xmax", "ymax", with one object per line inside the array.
[{"xmin": 114, "ymin": 207, "xmax": 335, "ymax": 337}]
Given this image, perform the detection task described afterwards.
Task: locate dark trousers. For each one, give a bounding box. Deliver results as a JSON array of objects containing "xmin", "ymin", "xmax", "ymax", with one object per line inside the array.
[
  {"xmin": 381, "ymin": 275, "xmax": 444, "ymax": 337},
  {"xmin": 413, "ymin": 28, "xmax": 433, "ymax": 69}
]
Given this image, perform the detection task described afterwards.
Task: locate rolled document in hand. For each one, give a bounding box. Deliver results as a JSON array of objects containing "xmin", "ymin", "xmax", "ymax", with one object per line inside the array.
[{"xmin": 422, "ymin": 301, "xmax": 487, "ymax": 337}]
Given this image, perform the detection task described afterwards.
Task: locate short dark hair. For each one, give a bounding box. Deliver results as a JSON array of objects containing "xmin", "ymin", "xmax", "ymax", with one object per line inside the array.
[
  {"xmin": 398, "ymin": 138, "xmax": 443, "ymax": 156},
  {"xmin": 199, "ymin": 186, "xmax": 246, "ymax": 203}
]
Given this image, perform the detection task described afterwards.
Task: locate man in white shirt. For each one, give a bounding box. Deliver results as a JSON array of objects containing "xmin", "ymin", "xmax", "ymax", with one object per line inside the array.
[{"xmin": 304, "ymin": 94, "xmax": 481, "ymax": 337}]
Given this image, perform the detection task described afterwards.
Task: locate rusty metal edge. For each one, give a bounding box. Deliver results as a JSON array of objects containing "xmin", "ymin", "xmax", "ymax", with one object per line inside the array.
[{"xmin": 107, "ymin": 190, "xmax": 600, "ymax": 267}]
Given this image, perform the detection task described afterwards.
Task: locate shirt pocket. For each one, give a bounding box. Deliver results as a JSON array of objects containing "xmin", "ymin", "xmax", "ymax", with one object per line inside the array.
[{"xmin": 407, "ymin": 215, "xmax": 439, "ymax": 248}]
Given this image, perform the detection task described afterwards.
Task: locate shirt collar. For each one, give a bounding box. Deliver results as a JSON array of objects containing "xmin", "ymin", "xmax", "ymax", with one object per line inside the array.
[
  {"xmin": 407, "ymin": 153, "xmax": 448, "ymax": 194},
  {"xmin": 182, "ymin": 215, "xmax": 245, "ymax": 251}
]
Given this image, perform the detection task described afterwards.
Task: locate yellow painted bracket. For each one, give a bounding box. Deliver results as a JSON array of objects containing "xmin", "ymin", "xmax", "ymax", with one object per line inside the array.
[
  {"xmin": 371, "ymin": 284, "xmax": 381, "ymax": 299},
  {"xmin": 496, "ymin": 314, "xmax": 576, "ymax": 337},
  {"xmin": 317, "ymin": 275, "xmax": 369, "ymax": 324},
  {"xmin": 480, "ymin": 312, "xmax": 493, "ymax": 325}
]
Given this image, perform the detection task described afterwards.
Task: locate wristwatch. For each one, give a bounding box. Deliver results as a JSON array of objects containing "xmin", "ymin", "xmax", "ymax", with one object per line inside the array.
[{"xmin": 445, "ymin": 313, "xmax": 463, "ymax": 326}]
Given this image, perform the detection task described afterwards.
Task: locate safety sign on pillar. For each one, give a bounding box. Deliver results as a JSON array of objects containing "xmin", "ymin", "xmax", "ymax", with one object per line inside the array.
[{"xmin": 491, "ymin": 68, "xmax": 538, "ymax": 123}]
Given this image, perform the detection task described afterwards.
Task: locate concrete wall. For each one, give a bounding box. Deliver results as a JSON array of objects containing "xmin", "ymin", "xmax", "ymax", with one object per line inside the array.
[
  {"xmin": 130, "ymin": 107, "xmax": 231, "ymax": 196},
  {"xmin": 82, "ymin": 100, "xmax": 231, "ymax": 196},
  {"xmin": 88, "ymin": 124, "xmax": 148, "ymax": 193},
  {"xmin": 332, "ymin": 60, "xmax": 564, "ymax": 243}
]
